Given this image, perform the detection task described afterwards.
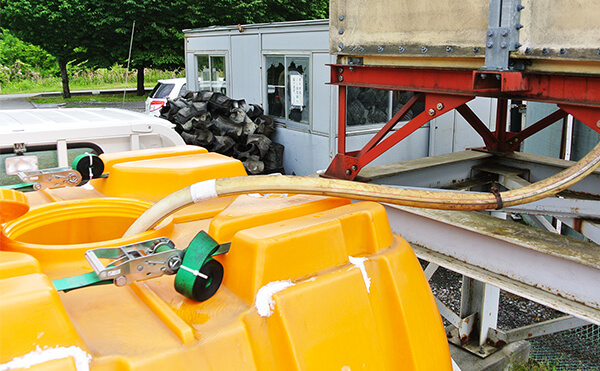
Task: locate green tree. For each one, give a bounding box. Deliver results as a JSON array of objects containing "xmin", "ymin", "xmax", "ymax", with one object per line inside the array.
[
  {"xmin": 1, "ymin": 0, "xmax": 329, "ymax": 96},
  {"xmin": 1, "ymin": 0, "xmax": 91, "ymax": 98},
  {"xmin": 0, "ymin": 28, "xmax": 57, "ymax": 74},
  {"xmin": 88, "ymin": 0, "xmax": 328, "ymax": 95},
  {"xmin": 189, "ymin": 0, "xmax": 328, "ymax": 28},
  {"xmin": 260, "ymin": 0, "xmax": 328, "ymax": 22},
  {"xmin": 86, "ymin": 0, "xmax": 194, "ymax": 95}
]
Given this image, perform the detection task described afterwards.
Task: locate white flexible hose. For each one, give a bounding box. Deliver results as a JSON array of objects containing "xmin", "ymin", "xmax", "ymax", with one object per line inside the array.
[{"xmin": 124, "ymin": 141, "xmax": 600, "ymax": 237}]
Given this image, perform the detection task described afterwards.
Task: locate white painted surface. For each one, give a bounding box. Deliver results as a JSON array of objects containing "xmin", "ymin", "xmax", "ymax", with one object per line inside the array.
[
  {"xmin": 255, "ymin": 280, "xmax": 295, "ymax": 317},
  {"xmin": 186, "ymin": 35, "xmax": 230, "ymax": 52},
  {"xmin": 272, "ymin": 129, "xmax": 331, "ymax": 175},
  {"xmin": 231, "ymin": 35, "xmax": 261, "ymax": 103},
  {"xmin": 0, "ymin": 346, "xmax": 91, "ymax": 371},
  {"xmin": 348, "ymin": 256, "xmax": 371, "ymax": 293},
  {"xmin": 0, "ymin": 108, "xmax": 184, "ymax": 153}
]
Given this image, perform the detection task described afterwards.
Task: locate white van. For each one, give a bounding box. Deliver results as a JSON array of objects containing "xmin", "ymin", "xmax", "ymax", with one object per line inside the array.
[
  {"xmin": 145, "ymin": 78, "xmax": 188, "ymax": 116},
  {"xmin": 1, "ymin": 108, "xmax": 184, "ymax": 187}
]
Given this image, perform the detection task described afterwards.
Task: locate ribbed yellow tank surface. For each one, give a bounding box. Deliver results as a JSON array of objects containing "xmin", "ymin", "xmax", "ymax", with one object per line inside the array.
[{"xmin": 0, "ymin": 146, "xmax": 451, "ymax": 370}]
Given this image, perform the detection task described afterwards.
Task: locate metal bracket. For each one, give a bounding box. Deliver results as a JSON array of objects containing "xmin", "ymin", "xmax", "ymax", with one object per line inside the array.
[
  {"xmin": 13, "ymin": 142, "xmax": 26, "ymax": 154},
  {"xmin": 84, "ymin": 237, "xmax": 183, "ymax": 287},
  {"xmin": 18, "ymin": 167, "xmax": 82, "ymax": 190},
  {"xmin": 473, "ymin": 71, "xmax": 529, "ymax": 92},
  {"xmin": 484, "ymin": 27, "xmax": 512, "ymax": 70},
  {"xmin": 483, "ymin": 0, "xmax": 523, "ymax": 70}
]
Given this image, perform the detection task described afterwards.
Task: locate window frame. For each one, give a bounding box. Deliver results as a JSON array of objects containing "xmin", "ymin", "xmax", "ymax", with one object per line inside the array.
[
  {"xmin": 193, "ymin": 52, "xmax": 229, "ymax": 94},
  {"xmin": 263, "ymin": 52, "xmax": 313, "ymax": 130}
]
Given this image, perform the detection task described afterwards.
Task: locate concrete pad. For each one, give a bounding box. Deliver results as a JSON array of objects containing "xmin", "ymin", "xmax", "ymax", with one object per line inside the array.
[{"xmin": 450, "ymin": 340, "xmax": 531, "ymax": 371}]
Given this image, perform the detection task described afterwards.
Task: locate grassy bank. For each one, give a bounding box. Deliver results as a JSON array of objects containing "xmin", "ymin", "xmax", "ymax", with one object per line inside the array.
[{"xmin": 0, "ymin": 64, "xmax": 184, "ymax": 95}]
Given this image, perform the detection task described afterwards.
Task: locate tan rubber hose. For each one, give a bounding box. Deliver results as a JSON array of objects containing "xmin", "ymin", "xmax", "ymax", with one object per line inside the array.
[{"xmin": 124, "ymin": 140, "xmax": 600, "ymax": 237}]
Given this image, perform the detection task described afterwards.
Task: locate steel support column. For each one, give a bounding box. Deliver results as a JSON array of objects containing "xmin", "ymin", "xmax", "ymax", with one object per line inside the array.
[{"xmin": 337, "ymin": 85, "xmax": 347, "ymax": 154}]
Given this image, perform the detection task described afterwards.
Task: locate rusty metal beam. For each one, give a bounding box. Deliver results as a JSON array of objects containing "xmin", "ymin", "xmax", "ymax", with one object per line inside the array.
[
  {"xmin": 357, "ymin": 93, "xmax": 424, "ymax": 156},
  {"xmin": 330, "ymin": 64, "xmax": 600, "ymax": 107}
]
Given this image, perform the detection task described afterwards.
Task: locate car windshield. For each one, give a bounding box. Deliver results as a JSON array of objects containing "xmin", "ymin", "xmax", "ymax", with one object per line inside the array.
[{"xmin": 150, "ymin": 83, "xmax": 175, "ymax": 99}]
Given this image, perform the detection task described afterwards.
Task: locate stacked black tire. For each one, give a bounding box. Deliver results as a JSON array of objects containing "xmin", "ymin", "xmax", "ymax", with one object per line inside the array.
[
  {"xmin": 160, "ymin": 91, "xmax": 284, "ymax": 175},
  {"xmin": 346, "ymin": 88, "xmax": 421, "ymax": 126}
]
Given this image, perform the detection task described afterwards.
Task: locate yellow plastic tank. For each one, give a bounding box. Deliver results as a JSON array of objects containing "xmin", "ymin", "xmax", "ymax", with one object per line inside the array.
[
  {"xmin": 0, "ymin": 188, "xmax": 29, "ymax": 223},
  {"xmin": 0, "ymin": 147, "xmax": 451, "ymax": 370},
  {"xmin": 1, "ymin": 198, "xmax": 175, "ymax": 276}
]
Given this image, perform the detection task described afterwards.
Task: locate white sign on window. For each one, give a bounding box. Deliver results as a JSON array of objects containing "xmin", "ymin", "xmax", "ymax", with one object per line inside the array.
[{"xmin": 290, "ymin": 73, "xmax": 304, "ymax": 108}]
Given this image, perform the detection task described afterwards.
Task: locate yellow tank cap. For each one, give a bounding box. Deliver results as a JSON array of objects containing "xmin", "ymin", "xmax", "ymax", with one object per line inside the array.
[{"xmin": 0, "ymin": 188, "xmax": 29, "ymax": 223}]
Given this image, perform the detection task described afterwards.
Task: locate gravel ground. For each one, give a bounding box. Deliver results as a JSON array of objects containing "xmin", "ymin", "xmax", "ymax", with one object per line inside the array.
[
  {"xmin": 423, "ymin": 262, "xmax": 599, "ymax": 370},
  {"xmin": 424, "ymin": 264, "xmax": 561, "ymax": 329}
]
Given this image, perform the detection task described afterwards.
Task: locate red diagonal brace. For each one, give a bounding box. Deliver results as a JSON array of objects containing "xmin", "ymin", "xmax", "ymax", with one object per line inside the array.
[
  {"xmin": 507, "ymin": 109, "xmax": 568, "ymax": 151},
  {"xmin": 357, "ymin": 93, "xmax": 424, "ymax": 156},
  {"xmin": 324, "ymin": 93, "xmax": 472, "ymax": 180},
  {"xmin": 456, "ymin": 104, "xmax": 499, "ymax": 149},
  {"xmin": 558, "ymin": 104, "xmax": 600, "ymax": 135}
]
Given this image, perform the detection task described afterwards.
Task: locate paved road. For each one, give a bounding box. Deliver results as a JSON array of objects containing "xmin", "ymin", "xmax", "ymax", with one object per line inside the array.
[
  {"xmin": 0, "ymin": 88, "xmax": 149, "ymax": 112},
  {"xmin": 0, "ymin": 93, "xmax": 36, "ymax": 110}
]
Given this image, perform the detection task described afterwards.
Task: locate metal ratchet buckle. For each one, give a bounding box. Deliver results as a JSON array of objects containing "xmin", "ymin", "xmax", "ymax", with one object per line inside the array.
[
  {"xmin": 18, "ymin": 167, "xmax": 82, "ymax": 190},
  {"xmin": 84, "ymin": 237, "xmax": 184, "ymax": 287}
]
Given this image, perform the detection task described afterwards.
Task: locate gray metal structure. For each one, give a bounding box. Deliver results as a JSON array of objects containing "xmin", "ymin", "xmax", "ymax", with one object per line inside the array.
[{"xmin": 360, "ymin": 149, "xmax": 600, "ymax": 356}]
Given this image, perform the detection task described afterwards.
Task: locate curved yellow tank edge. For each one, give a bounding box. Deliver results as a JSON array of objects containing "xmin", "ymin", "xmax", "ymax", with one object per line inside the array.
[{"xmin": 0, "ymin": 146, "xmax": 452, "ymax": 370}]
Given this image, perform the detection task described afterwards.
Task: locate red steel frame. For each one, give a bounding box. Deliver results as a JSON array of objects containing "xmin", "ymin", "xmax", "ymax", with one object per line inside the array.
[{"xmin": 324, "ymin": 64, "xmax": 600, "ymax": 180}]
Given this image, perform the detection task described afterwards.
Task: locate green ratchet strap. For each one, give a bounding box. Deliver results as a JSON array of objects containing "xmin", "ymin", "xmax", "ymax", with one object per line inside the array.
[
  {"xmin": 0, "ymin": 183, "xmax": 35, "ymax": 190},
  {"xmin": 52, "ymin": 231, "xmax": 230, "ymax": 302},
  {"xmin": 174, "ymin": 231, "xmax": 228, "ymax": 302},
  {"xmin": 72, "ymin": 153, "xmax": 105, "ymax": 182},
  {"xmin": 52, "ymin": 271, "xmax": 112, "ymax": 292}
]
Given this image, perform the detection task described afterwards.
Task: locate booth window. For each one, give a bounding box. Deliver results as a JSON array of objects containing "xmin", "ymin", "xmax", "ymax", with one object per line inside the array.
[
  {"xmin": 346, "ymin": 87, "xmax": 424, "ymax": 127},
  {"xmin": 197, "ymin": 55, "xmax": 227, "ymax": 94},
  {"xmin": 266, "ymin": 55, "xmax": 310, "ymax": 124}
]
